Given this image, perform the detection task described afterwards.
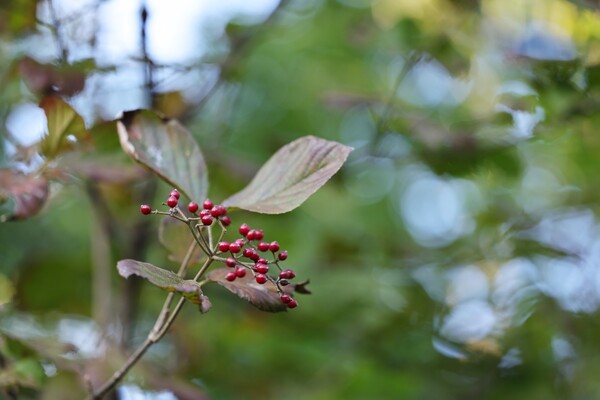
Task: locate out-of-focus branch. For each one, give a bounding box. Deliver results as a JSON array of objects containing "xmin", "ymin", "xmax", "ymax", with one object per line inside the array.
[
  {"xmin": 47, "ymin": 0, "xmax": 69, "ymax": 62},
  {"xmin": 140, "ymin": 5, "xmax": 155, "ymax": 107},
  {"xmin": 85, "ymin": 182, "xmax": 115, "ymax": 330}
]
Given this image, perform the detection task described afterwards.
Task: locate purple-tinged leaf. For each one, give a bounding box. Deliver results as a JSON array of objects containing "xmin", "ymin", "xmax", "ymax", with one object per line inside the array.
[
  {"xmin": 19, "ymin": 57, "xmax": 86, "ymax": 96},
  {"xmin": 207, "ymin": 268, "xmax": 310, "ymax": 312},
  {"xmin": 0, "ymin": 169, "xmax": 48, "ymax": 222},
  {"xmin": 223, "ymin": 136, "xmax": 352, "ymax": 214},
  {"xmin": 39, "ymin": 96, "xmax": 87, "ymax": 159},
  {"xmin": 117, "ymin": 110, "xmax": 208, "ymax": 202},
  {"xmin": 117, "ymin": 259, "xmax": 210, "ymax": 311}
]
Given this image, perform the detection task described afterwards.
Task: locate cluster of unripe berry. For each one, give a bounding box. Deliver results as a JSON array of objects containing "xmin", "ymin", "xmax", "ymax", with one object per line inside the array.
[{"xmin": 140, "ymin": 190, "xmax": 298, "ymax": 309}]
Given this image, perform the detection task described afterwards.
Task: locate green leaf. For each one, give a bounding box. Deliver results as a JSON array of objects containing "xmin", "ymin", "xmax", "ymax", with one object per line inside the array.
[
  {"xmin": 0, "ymin": 359, "xmax": 43, "ymax": 390},
  {"xmin": 0, "ymin": 274, "xmax": 14, "ymax": 307},
  {"xmin": 39, "ymin": 96, "xmax": 87, "ymax": 159},
  {"xmin": 223, "ymin": 136, "xmax": 352, "ymax": 214},
  {"xmin": 0, "ymin": 169, "xmax": 48, "ymax": 222},
  {"xmin": 207, "ymin": 268, "xmax": 310, "ymax": 312},
  {"xmin": 116, "ymin": 259, "xmax": 211, "ymax": 312},
  {"xmin": 158, "ymin": 218, "xmax": 206, "ymax": 264},
  {"xmin": 117, "ymin": 110, "xmax": 208, "ymax": 202}
]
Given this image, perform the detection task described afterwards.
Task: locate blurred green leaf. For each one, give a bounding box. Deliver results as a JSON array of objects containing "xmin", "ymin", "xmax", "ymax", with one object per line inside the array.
[
  {"xmin": 223, "ymin": 136, "xmax": 352, "ymax": 214},
  {"xmin": 39, "ymin": 96, "xmax": 86, "ymax": 159},
  {"xmin": 0, "ymin": 274, "xmax": 14, "ymax": 306},
  {"xmin": 117, "ymin": 110, "xmax": 208, "ymax": 202},
  {"xmin": 0, "ymin": 358, "xmax": 44, "ymax": 391}
]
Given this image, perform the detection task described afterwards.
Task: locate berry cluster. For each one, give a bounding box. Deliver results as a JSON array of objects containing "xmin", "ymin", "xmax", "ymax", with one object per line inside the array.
[
  {"xmin": 220, "ymin": 222, "xmax": 298, "ymax": 308},
  {"xmin": 140, "ymin": 189, "xmax": 299, "ymax": 309},
  {"xmin": 141, "ymin": 190, "xmax": 232, "ymax": 226}
]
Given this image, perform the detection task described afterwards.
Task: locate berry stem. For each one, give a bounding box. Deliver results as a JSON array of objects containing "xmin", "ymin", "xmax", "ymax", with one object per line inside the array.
[{"xmin": 194, "ymin": 224, "xmax": 213, "ymax": 256}]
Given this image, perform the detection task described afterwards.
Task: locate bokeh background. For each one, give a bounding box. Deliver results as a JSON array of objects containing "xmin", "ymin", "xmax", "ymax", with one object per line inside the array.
[{"xmin": 3, "ymin": 0, "xmax": 600, "ymax": 398}]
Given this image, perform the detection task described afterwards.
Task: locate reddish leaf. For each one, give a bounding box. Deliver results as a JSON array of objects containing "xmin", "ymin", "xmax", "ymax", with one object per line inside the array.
[
  {"xmin": 117, "ymin": 259, "xmax": 210, "ymax": 312},
  {"xmin": 223, "ymin": 136, "xmax": 352, "ymax": 214},
  {"xmin": 0, "ymin": 169, "xmax": 48, "ymax": 221},
  {"xmin": 117, "ymin": 110, "xmax": 208, "ymax": 202},
  {"xmin": 19, "ymin": 57, "xmax": 86, "ymax": 96},
  {"xmin": 207, "ymin": 268, "xmax": 310, "ymax": 312}
]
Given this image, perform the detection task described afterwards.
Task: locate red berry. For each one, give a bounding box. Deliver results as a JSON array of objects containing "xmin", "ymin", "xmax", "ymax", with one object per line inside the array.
[
  {"xmin": 218, "ymin": 241, "xmax": 230, "ymax": 252},
  {"xmin": 203, "ymin": 199, "xmax": 214, "ymax": 210},
  {"xmin": 235, "ymin": 266, "xmax": 246, "ymax": 278},
  {"xmin": 140, "ymin": 204, "xmax": 152, "ymax": 215},
  {"xmin": 221, "ymin": 216, "xmax": 232, "ymax": 226},
  {"xmin": 280, "ymin": 294, "xmax": 292, "ymax": 304},
  {"xmin": 210, "ymin": 205, "xmax": 226, "ymax": 217},
  {"xmin": 269, "ymin": 241, "xmax": 280, "ymax": 252},
  {"xmin": 188, "ymin": 202, "xmax": 199, "ymax": 213},
  {"xmin": 216, "ymin": 205, "xmax": 227, "ymax": 216},
  {"xmin": 229, "ymin": 242, "xmax": 241, "ymax": 253},
  {"xmin": 255, "ymin": 274, "xmax": 267, "ymax": 284},
  {"xmin": 200, "ymin": 209, "xmax": 211, "ymax": 217},
  {"xmin": 257, "ymin": 258, "xmax": 268, "ymax": 265},
  {"xmin": 280, "ymin": 269, "xmax": 296, "ymax": 279},
  {"xmin": 167, "ymin": 196, "xmax": 178, "ymax": 208},
  {"xmin": 254, "ymin": 263, "xmax": 269, "ymax": 274},
  {"xmin": 258, "ymin": 242, "xmax": 269, "ymax": 252},
  {"xmin": 201, "ymin": 215, "xmax": 213, "ymax": 225},
  {"xmin": 226, "ymin": 257, "xmax": 236, "ymax": 268},
  {"xmin": 255, "ymin": 229, "xmax": 264, "ymax": 240},
  {"xmin": 278, "ymin": 250, "xmax": 288, "ymax": 261},
  {"xmin": 235, "ymin": 238, "xmax": 245, "ymax": 247},
  {"xmin": 226, "ymin": 271, "xmax": 236, "ymax": 281},
  {"xmin": 246, "ymin": 230, "xmax": 257, "ymax": 241},
  {"xmin": 243, "ymin": 248, "xmax": 256, "ymax": 259},
  {"xmin": 170, "ymin": 189, "xmax": 180, "ymax": 199},
  {"xmin": 239, "ymin": 223, "xmax": 250, "ymax": 236},
  {"xmin": 287, "ymin": 299, "xmax": 298, "ymax": 309}
]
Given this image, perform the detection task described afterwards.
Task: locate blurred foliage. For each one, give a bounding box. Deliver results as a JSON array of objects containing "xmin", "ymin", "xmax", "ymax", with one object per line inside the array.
[{"xmin": 3, "ymin": 0, "xmax": 600, "ymax": 398}]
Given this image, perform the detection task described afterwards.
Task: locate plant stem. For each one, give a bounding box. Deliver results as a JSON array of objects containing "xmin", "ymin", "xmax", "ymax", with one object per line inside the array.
[{"xmin": 90, "ymin": 242, "xmax": 214, "ymax": 399}]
